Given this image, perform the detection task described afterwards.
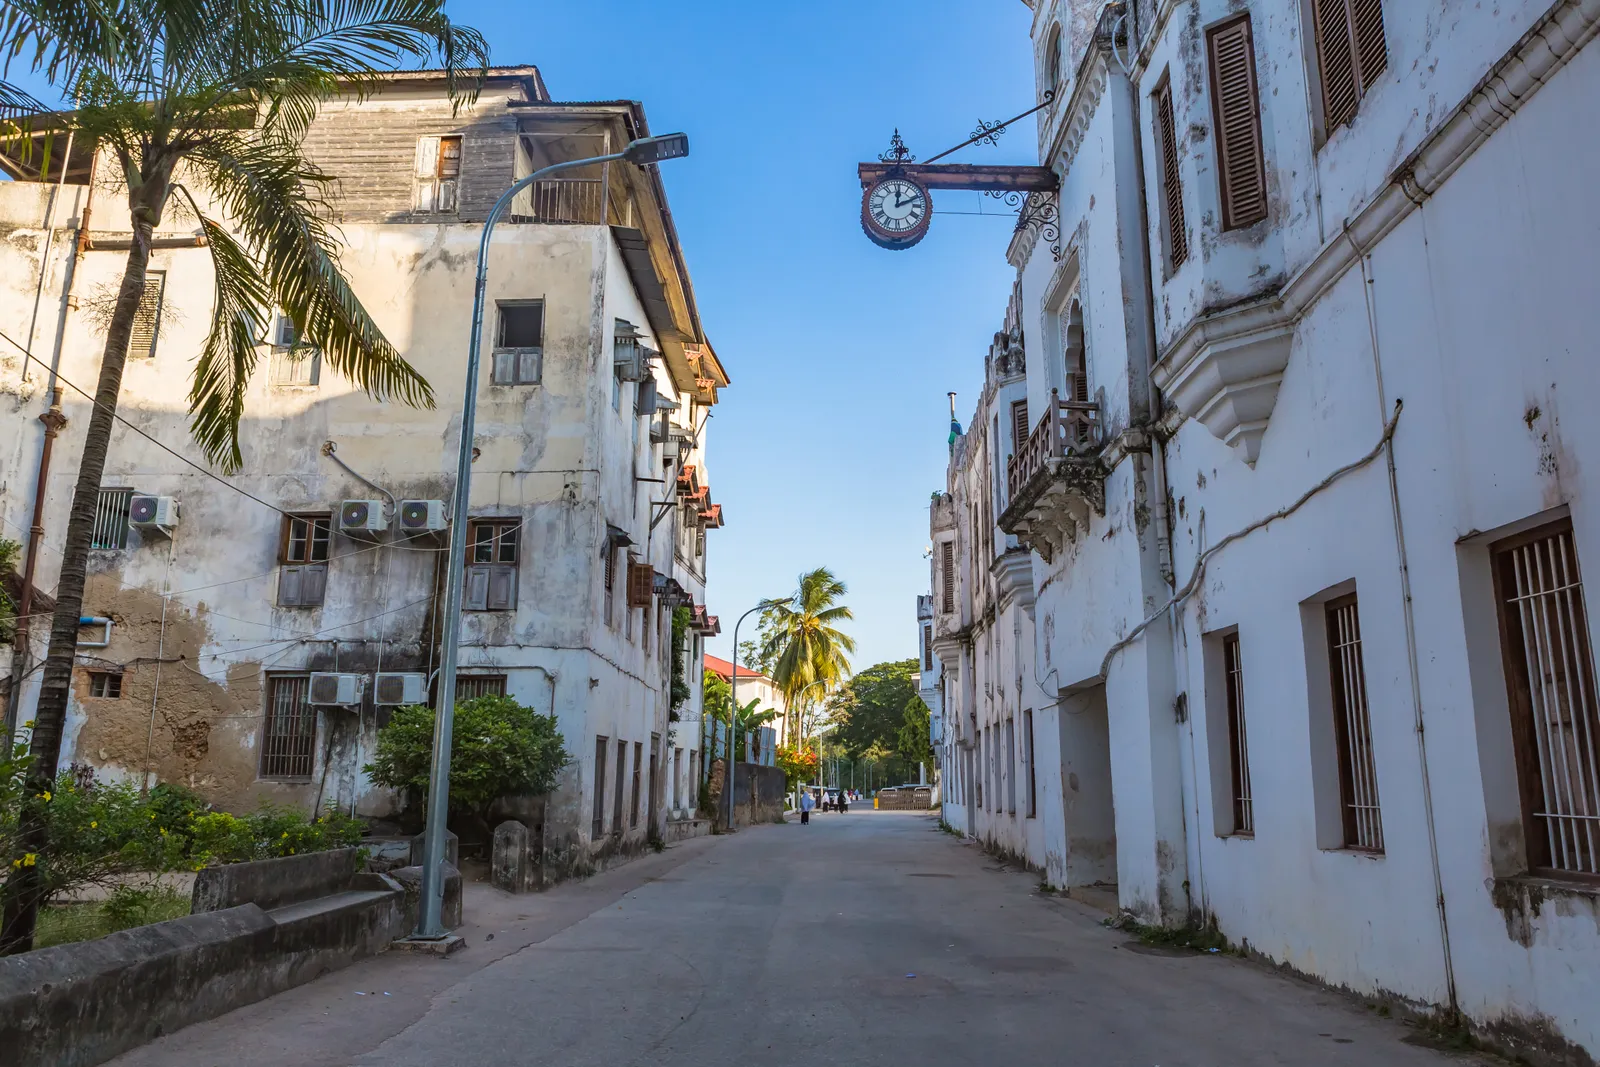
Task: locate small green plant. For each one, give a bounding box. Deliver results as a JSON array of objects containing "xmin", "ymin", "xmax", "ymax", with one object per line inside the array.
[
  {"xmin": 366, "ymin": 695, "xmax": 570, "ymax": 831},
  {"xmin": 1119, "ymin": 919, "xmax": 1231, "ymax": 954}
]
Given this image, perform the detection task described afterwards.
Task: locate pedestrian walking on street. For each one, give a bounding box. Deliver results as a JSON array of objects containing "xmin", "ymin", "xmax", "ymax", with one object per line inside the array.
[
  {"xmin": 838, "ymin": 790, "xmax": 849, "ymax": 813},
  {"xmin": 799, "ymin": 788, "xmax": 815, "ymax": 824}
]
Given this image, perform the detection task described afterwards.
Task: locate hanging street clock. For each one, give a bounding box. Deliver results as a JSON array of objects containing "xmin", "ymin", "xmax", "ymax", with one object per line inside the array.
[{"xmin": 861, "ymin": 173, "xmax": 933, "ymax": 251}]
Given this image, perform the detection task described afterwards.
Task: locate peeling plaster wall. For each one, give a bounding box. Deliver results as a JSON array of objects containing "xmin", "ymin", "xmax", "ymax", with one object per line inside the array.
[{"xmin": 0, "ymin": 107, "xmax": 712, "ymax": 866}]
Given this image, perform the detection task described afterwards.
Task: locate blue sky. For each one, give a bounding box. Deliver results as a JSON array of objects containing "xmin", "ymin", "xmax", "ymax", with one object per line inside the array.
[
  {"xmin": 10, "ymin": 0, "xmax": 1039, "ymax": 672},
  {"xmin": 477, "ymin": 0, "xmax": 1037, "ymax": 669}
]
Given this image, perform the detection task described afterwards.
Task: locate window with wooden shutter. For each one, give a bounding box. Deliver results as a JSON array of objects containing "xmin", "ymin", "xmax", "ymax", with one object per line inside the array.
[
  {"xmin": 127, "ymin": 272, "xmax": 165, "ymax": 359},
  {"xmin": 1311, "ymin": 0, "xmax": 1387, "ymax": 135},
  {"xmin": 1152, "ymin": 79, "xmax": 1187, "ymax": 271},
  {"xmin": 414, "ymin": 134, "xmax": 462, "ymax": 212},
  {"xmin": 592, "ymin": 735, "xmax": 609, "ymax": 838},
  {"xmin": 278, "ymin": 514, "xmax": 331, "ymax": 607},
  {"xmin": 1010, "ymin": 400, "xmax": 1030, "ymax": 458},
  {"xmin": 465, "ymin": 519, "xmax": 518, "ymax": 611},
  {"xmin": 1207, "ymin": 15, "xmax": 1268, "ymax": 231},
  {"xmin": 628, "ymin": 561, "xmax": 655, "ymax": 608},
  {"xmin": 603, "ymin": 545, "xmax": 616, "ymax": 626},
  {"xmin": 923, "ymin": 624, "xmax": 933, "ymax": 671},
  {"xmin": 940, "ymin": 541, "xmax": 956, "ymax": 614},
  {"xmin": 492, "ymin": 301, "xmax": 543, "ymax": 385},
  {"xmin": 1492, "ymin": 519, "xmax": 1600, "ymax": 877}
]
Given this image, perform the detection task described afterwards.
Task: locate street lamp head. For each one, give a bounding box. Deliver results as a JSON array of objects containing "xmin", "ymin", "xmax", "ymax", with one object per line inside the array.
[{"xmin": 623, "ymin": 133, "xmax": 690, "ymax": 165}]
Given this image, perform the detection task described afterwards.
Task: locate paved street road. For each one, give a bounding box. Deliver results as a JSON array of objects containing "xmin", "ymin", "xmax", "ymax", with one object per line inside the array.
[{"xmin": 112, "ymin": 811, "xmax": 1489, "ymax": 1066}]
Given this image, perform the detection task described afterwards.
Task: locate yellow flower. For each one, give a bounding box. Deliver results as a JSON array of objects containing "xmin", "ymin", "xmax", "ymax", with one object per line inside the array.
[
  {"xmin": 38, "ymin": 790, "xmax": 50, "ymax": 802},
  {"xmin": 22, "ymin": 853, "xmax": 37, "ymax": 867},
  {"xmin": 159, "ymin": 828, "xmax": 168, "ymax": 836},
  {"xmin": 90, "ymin": 821, "xmax": 98, "ymax": 829},
  {"xmin": 281, "ymin": 832, "xmax": 289, "ymax": 839}
]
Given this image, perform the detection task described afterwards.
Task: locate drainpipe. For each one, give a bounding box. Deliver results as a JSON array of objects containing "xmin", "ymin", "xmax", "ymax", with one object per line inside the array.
[
  {"xmin": 4, "ymin": 391, "xmax": 67, "ymax": 742},
  {"xmin": 1347, "ymin": 221, "xmax": 1459, "ymax": 1017}
]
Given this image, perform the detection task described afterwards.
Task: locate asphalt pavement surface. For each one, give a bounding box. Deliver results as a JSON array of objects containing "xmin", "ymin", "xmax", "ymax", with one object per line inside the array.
[{"xmin": 109, "ymin": 809, "xmax": 1491, "ymax": 1066}]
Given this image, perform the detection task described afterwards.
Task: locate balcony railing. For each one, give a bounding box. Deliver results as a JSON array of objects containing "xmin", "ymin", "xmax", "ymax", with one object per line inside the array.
[
  {"xmin": 1007, "ymin": 389, "xmax": 1101, "ymax": 502},
  {"xmin": 508, "ymin": 178, "xmax": 605, "ymax": 225}
]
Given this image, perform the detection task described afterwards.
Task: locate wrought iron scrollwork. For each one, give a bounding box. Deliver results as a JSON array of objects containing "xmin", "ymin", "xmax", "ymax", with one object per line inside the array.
[
  {"xmin": 985, "ymin": 189, "xmax": 1062, "ymax": 262},
  {"xmin": 969, "ymin": 117, "xmax": 1007, "ymax": 148},
  {"xmin": 878, "ymin": 129, "xmax": 916, "ymax": 165}
]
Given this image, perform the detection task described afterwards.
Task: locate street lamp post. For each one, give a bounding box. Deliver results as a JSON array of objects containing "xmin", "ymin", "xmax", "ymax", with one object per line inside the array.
[
  {"xmin": 412, "ymin": 133, "xmax": 692, "ymax": 941},
  {"xmin": 725, "ymin": 599, "xmax": 785, "ymax": 832}
]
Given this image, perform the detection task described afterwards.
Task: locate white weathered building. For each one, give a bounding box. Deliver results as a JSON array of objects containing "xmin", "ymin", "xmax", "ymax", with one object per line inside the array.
[
  {"xmin": 0, "ymin": 66, "xmax": 731, "ymax": 875},
  {"xmin": 927, "ymin": 0, "xmax": 1600, "ymax": 1056}
]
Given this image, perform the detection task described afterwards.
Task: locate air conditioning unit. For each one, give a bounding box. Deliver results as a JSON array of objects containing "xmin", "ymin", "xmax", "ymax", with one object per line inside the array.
[
  {"xmin": 129, "ymin": 495, "xmax": 179, "ymax": 537},
  {"xmin": 373, "ymin": 672, "xmax": 428, "ymax": 706},
  {"xmin": 308, "ymin": 672, "xmax": 363, "ymax": 706},
  {"xmin": 398, "ymin": 499, "xmax": 447, "ymax": 534},
  {"xmin": 339, "ymin": 499, "xmax": 388, "ymax": 537}
]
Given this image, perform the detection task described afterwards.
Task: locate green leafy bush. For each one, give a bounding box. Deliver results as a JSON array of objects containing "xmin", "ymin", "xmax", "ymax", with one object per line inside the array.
[{"xmin": 364, "ymin": 695, "xmax": 570, "ymax": 827}]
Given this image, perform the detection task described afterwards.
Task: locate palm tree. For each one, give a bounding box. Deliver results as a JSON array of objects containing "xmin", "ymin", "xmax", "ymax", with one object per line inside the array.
[
  {"xmin": 761, "ymin": 567, "xmax": 856, "ymax": 746},
  {"xmin": 0, "ymin": 0, "xmax": 487, "ymax": 955}
]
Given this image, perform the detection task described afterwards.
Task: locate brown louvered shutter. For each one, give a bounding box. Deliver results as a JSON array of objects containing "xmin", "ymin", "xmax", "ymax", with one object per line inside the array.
[
  {"xmin": 1154, "ymin": 80, "xmax": 1187, "ymax": 269},
  {"xmin": 127, "ymin": 272, "xmax": 165, "ymax": 359},
  {"xmin": 940, "ymin": 542, "xmax": 955, "ymax": 614},
  {"xmin": 1313, "ymin": 0, "xmax": 1387, "ymax": 134},
  {"xmin": 1011, "ymin": 400, "xmax": 1029, "ymax": 456},
  {"xmin": 627, "ymin": 562, "xmax": 655, "ymax": 607},
  {"xmin": 1208, "ymin": 15, "xmax": 1267, "ymax": 231}
]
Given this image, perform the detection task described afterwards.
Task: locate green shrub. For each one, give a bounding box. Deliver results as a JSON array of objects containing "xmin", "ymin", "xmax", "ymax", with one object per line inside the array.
[
  {"xmin": 365, "ymin": 695, "xmax": 570, "ymax": 827},
  {"xmin": 187, "ymin": 806, "xmax": 363, "ymax": 866}
]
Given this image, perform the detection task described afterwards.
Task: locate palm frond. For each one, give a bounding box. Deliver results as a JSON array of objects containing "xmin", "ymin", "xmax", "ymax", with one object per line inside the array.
[
  {"xmin": 190, "ymin": 131, "xmax": 433, "ymax": 466},
  {"xmin": 177, "ymin": 186, "xmax": 270, "ymax": 472}
]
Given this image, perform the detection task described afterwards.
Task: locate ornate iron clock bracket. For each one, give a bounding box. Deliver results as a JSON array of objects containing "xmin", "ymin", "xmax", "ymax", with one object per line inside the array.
[{"xmin": 986, "ymin": 189, "xmax": 1063, "ymax": 262}]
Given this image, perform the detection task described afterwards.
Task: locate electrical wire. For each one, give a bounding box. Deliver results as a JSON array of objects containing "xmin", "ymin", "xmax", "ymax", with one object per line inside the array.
[{"xmin": 0, "ymin": 326, "xmax": 292, "ymax": 517}]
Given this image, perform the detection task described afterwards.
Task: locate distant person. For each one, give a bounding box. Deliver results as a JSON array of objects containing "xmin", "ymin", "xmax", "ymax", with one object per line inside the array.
[
  {"xmin": 838, "ymin": 790, "xmax": 849, "ymax": 813},
  {"xmin": 799, "ymin": 788, "xmax": 815, "ymax": 825}
]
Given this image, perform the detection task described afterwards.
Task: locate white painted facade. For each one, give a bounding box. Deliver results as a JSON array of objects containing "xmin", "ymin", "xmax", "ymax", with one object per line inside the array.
[
  {"xmin": 0, "ymin": 69, "xmax": 731, "ymax": 876},
  {"xmin": 926, "ymin": 0, "xmax": 1600, "ymax": 1056}
]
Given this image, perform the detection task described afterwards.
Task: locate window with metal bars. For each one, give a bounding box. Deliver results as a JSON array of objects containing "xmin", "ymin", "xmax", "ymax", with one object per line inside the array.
[
  {"xmin": 612, "ymin": 739, "xmax": 627, "ymax": 835},
  {"xmin": 465, "ymin": 520, "xmax": 518, "ymax": 611},
  {"xmin": 1492, "ymin": 520, "xmax": 1600, "ymax": 877},
  {"xmin": 630, "ymin": 740, "xmax": 643, "ymax": 829},
  {"xmin": 261, "ymin": 674, "xmax": 316, "ymax": 779},
  {"xmin": 1025, "ymin": 709, "xmax": 1037, "ymax": 818},
  {"xmin": 1152, "ymin": 76, "xmax": 1188, "ymax": 271},
  {"xmin": 1310, "ymin": 0, "xmax": 1387, "ymax": 137},
  {"xmin": 456, "ymin": 675, "xmax": 507, "ymax": 701},
  {"xmin": 592, "ymin": 736, "xmax": 609, "ymax": 839},
  {"xmin": 88, "ymin": 671, "xmax": 121, "ymax": 699},
  {"xmin": 91, "ymin": 488, "xmax": 133, "ymax": 550},
  {"xmin": 1224, "ymin": 633, "xmax": 1254, "ymax": 834},
  {"xmin": 1207, "ymin": 15, "xmax": 1268, "ymax": 231},
  {"xmin": 940, "ymin": 541, "xmax": 955, "ymax": 614},
  {"xmin": 1325, "ymin": 594, "xmax": 1383, "ymax": 851},
  {"xmin": 127, "ymin": 272, "xmax": 165, "ymax": 359}
]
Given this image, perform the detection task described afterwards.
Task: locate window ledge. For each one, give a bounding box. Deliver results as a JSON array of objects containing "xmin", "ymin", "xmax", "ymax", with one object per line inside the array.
[
  {"xmin": 1319, "ymin": 846, "xmax": 1385, "ymax": 860},
  {"xmin": 1495, "ymin": 873, "xmax": 1600, "ymax": 901}
]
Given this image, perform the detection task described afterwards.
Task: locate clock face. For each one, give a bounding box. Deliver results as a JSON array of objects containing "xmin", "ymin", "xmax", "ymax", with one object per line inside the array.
[{"xmin": 861, "ymin": 175, "xmax": 932, "ymax": 250}]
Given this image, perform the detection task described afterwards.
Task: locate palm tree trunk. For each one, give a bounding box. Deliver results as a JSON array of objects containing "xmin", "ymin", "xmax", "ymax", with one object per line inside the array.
[{"xmin": 0, "ymin": 225, "xmax": 154, "ymax": 955}]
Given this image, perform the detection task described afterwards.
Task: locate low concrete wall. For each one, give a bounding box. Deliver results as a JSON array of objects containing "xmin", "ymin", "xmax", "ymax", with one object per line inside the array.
[
  {"xmin": 0, "ymin": 863, "xmax": 461, "ymax": 1067},
  {"xmin": 665, "ymin": 816, "xmax": 712, "ymax": 843},
  {"xmin": 732, "ymin": 763, "xmax": 786, "ymax": 827},
  {"xmin": 191, "ymin": 847, "xmax": 362, "ymax": 913}
]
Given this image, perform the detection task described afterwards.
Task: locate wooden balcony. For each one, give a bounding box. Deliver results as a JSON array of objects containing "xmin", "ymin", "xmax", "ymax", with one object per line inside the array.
[{"xmin": 999, "ymin": 390, "xmax": 1109, "ymax": 561}]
